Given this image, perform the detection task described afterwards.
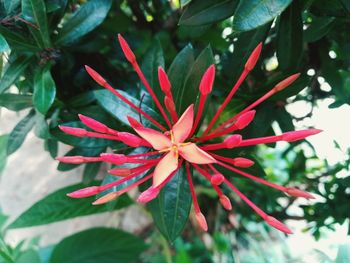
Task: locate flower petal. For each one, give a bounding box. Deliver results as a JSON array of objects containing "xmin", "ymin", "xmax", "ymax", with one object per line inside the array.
[
  {"xmin": 153, "ymin": 150, "xmax": 178, "ymax": 187},
  {"xmin": 179, "ymin": 143, "xmax": 216, "ymax": 164},
  {"xmin": 172, "ymin": 104, "xmax": 194, "ymax": 143},
  {"xmin": 132, "ymin": 126, "xmax": 172, "ymax": 150}
]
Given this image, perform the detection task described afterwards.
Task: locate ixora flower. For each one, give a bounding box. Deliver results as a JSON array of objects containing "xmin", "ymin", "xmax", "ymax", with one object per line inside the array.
[{"xmin": 57, "ymin": 34, "xmax": 321, "ymax": 234}]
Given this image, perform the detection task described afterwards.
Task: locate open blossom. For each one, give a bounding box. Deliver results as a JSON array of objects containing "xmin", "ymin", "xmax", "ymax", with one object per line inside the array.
[{"xmin": 57, "ymin": 34, "xmax": 321, "ymax": 234}]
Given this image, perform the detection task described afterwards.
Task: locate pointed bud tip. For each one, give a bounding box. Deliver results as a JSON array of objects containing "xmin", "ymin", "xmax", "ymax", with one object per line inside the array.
[
  {"xmin": 56, "ymin": 156, "xmax": 85, "ymax": 164},
  {"xmin": 233, "ymin": 157, "xmax": 255, "ymax": 168},
  {"xmin": 224, "ymin": 135, "xmax": 242, "ymax": 148},
  {"xmin": 84, "ymin": 65, "xmax": 107, "ymax": 87},
  {"xmin": 199, "ymin": 64, "xmax": 215, "ymax": 95},
  {"xmin": 245, "ymin": 43, "xmax": 263, "ymax": 71},
  {"xmin": 195, "ymin": 212, "xmax": 208, "ymax": 231},
  {"xmin": 265, "ymin": 216, "xmax": 293, "ymax": 234},
  {"xmin": 286, "ymin": 188, "xmax": 315, "ymax": 199},
  {"xmin": 219, "ymin": 195, "xmax": 232, "ymax": 210},
  {"xmin": 137, "ymin": 186, "xmax": 160, "ymax": 203},
  {"xmin": 92, "ymin": 192, "xmax": 119, "ymax": 205},
  {"xmin": 66, "ymin": 186, "xmax": 100, "ymax": 198},
  {"xmin": 235, "ymin": 110, "xmax": 256, "ymax": 129},
  {"xmin": 282, "ymin": 129, "xmax": 322, "ymax": 142},
  {"xmin": 117, "ymin": 34, "xmax": 136, "ymax": 64},
  {"xmin": 274, "ymin": 73, "xmax": 301, "ymax": 92}
]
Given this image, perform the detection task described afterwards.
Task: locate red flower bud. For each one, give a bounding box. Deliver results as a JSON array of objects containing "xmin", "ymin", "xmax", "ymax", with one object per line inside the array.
[
  {"xmin": 158, "ymin": 67, "xmax": 171, "ymax": 94},
  {"xmin": 67, "ymin": 186, "xmax": 100, "ymax": 198},
  {"xmin": 245, "ymin": 43, "xmax": 263, "ymax": 71},
  {"xmin": 274, "ymin": 73, "xmax": 300, "ymax": 92},
  {"xmin": 224, "ymin": 135, "xmax": 242, "ymax": 148},
  {"xmin": 78, "ymin": 114, "xmax": 109, "ymax": 134},
  {"xmin": 219, "ymin": 195, "xmax": 232, "ymax": 210},
  {"xmin": 85, "ymin": 65, "xmax": 107, "ymax": 87},
  {"xmin": 265, "ymin": 216, "xmax": 293, "ymax": 234},
  {"xmin": 59, "ymin": 126, "xmax": 87, "ymax": 137},
  {"xmin": 117, "ymin": 34, "xmax": 136, "ymax": 64},
  {"xmin": 211, "ymin": 173, "xmax": 224, "ymax": 185},
  {"xmin": 232, "ymin": 157, "xmax": 255, "ymax": 168},
  {"xmin": 195, "ymin": 212, "xmax": 208, "ymax": 231},
  {"xmin": 100, "ymin": 153, "xmax": 127, "ymax": 164},
  {"xmin": 108, "ymin": 168, "xmax": 132, "ymax": 176},
  {"xmin": 56, "ymin": 156, "xmax": 85, "ymax": 164},
  {"xmin": 235, "ymin": 110, "xmax": 256, "ymax": 129},
  {"xmin": 286, "ymin": 187, "xmax": 315, "ymax": 199},
  {"xmin": 137, "ymin": 186, "xmax": 160, "ymax": 203},
  {"xmin": 117, "ymin": 132, "xmax": 144, "ymax": 147},
  {"xmin": 282, "ymin": 129, "xmax": 322, "ymax": 142},
  {"xmin": 199, "ymin": 64, "xmax": 215, "ymax": 95}
]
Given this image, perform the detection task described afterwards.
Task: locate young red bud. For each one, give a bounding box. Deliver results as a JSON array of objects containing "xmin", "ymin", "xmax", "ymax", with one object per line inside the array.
[
  {"xmin": 158, "ymin": 67, "xmax": 171, "ymax": 94},
  {"xmin": 117, "ymin": 132, "xmax": 144, "ymax": 147},
  {"xmin": 100, "ymin": 153, "xmax": 127, "ymax": 164},
  {"xmin": 127, "ymin": 116, "xmax": 143, "ymax": 128},
  {"xmin": 245, "ymin": 43, "xmax": 263, "ymax": 71},
  {"xmin": 282, "ymin": 129, "xmax": 322, "ymax": 142},
  {"xmin": 195, "ymin": 212, "xmax": 208, "ymax": 231},
  {"xmin": 235, "ymin": 110, "xmax": 256, "ymax": 129},
  {"xmin": 274, "ymin": 73, "xmax": 300, "ymax": 92},
  {"xmin": 265, "ymin": 216, "xmax": 293, "ymax": 234},
  {"xmin": 67, "ymin": 186, "xmax": 100, "ymax": 198},
  {"xmin": 108, "ymin": 167, "xmax": 132, "ymax": 176},
  {"xmin": 85, "ymin": 65, "xmax": 107, "ymax": 87},
  {"xmin": 92, "ymin": 192, "xmax": 119, "ymax": 205},
  {"xmin": 232, "ymin": 157, "xmax": 255, "ymax": 168},
  {"xmin": 224, "ymin": 135, "xmax": 242, "ymax": 148},
  {"xmin": 137, "ymin": 186, "xmax": 160, "ymax": 203},
  {"xmin": 78, "ymin": 114, "xmax": 109, "ymax": 134},
  {"xmin": 286, "ymin": 188, "xmax": 315, "ymax": 199},
  {"xmin": 59, "ymin": 126, "xmax": 87, "ymax": 137},
  {"xmin": 199, "ymin": 64, "xmax": 215, "ymax": 95},
  {"xmin": 56, "ymin": 156, "xmax": 85, "ymax": 164},
  {"xmin": 219, "ymin": 195, "xmax": 232, "ymax": 210},
  {"xmin": 117, "ymin": 34, "xmax": 136, "ymax": 64},
  {"xmin": 210, "ymin": 173, "xmax": 224, "ymax": 185}
]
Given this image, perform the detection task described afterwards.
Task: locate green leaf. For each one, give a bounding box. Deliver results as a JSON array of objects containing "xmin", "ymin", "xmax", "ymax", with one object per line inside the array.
[
  {"xmin": 17, "ymin": 250, "xmax": 41, "ymax": 263},
  {"xmin": 94, "ymin": 89, "xmax": 161, "ymax": 128},
  {"xmin": 9, "ymin": 183, "xmax": 132, "ymax": 228},
  {"xmin": 0, "ymin": 56, "xmax": 32, "ymax": 94},
  {"xmin": 168, "ymin": 44, "xmax": 195, "ymax": 112},
  {"xmin": 3, "ymin": 0, "xmax": 20, "ymax": 14},
  {"xmin": 7, "ymin": 110, "xmax": 36, "ymax": 155},
  {"xmin": 0, "ymin": 26, "xmax": 39, "ymax": 52},
  {"xmin": 21, "ymin": 0, "xmax": 51, "ymax": 47},
  {"xmin": 178, "ymin": 45, "xmax": 214, "ymax": 113},
  {"xmin": 0, "ymin": 135, "xmax": 8, "ymax": 176},
  {"xmin": 180, "ymin": 0, "xmax": 192, "ymax": 7},
  {"xmin": 0, "ymin": 94, "xmax": 32, "ymax": 111},
  {"xmin": 232, "ymin": 0, "xmax": 292, "ymax": 32},
  {"xmin": 335, "ymin": 244, "xmax": 350, "ymax": 263},
  {"xmin": 147, "ymin": 165, "xmax": 192, "ymax": 241},
  {"xmin": 83, "ymin": 162, "xmax": 101, "ymax": 185},
  {"xmin": 33, "ymin": 68, "xmax": 56, "ymax": 115},
  {"xmin": 34, "ymin": 112, "xmax": 50, "ymax": 139},
  {"xmin": 303, "ymin": 17, "xmax": 335, "ymax": 43},
  {"xmin": 276, "ymin": 0, "xmax": 303, "ymax": 71},
  {"xmin": 44, "ymin": 138, "xmax": 58, "ymax": 158},
  {"xmin": 0, "ymin": 34, "xmax": 10, "ymax": 52},
  {"xmin": 179, "ymin": 0, "xmax": 238, "ymax": 26},
  {"xmin": 49, "ymin": 228, "xmax": 147, "ymax": 263},
  {"xmin": 55, "ymin": 0, "xmax": 112, "ymax": 46}
]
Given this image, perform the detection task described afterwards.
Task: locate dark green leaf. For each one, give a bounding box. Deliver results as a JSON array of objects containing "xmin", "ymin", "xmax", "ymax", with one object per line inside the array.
[
  {"xmin": 178, "ymin": 45, "xmax": 214, "ymax": 113},
  {"xmin": 147, "ymin": 165, "xmax": 192, "ymax": 241},
  {"xmin": 303, "ymin": 17, "xmax": 335, "ymax": 43},
  {"xmin": 7, "ymin": 110, "xmax": 36, "ymax": 155},
  {"xmin": 0, "ymin": 34, "xmax": 10, "ymax": 52},
  {"xmin": 55, "ymin": 0, "xmax": 112, "ymax": 45},
  {"xmin": 0, "ymin": 26, "xmax": 39, "ymax": 52},
  {"xmin": 33, "ymin": 68, "xmax": 56, "ymax": 115},
  {"xmin": 0, "ymin": 135, "xmax": 8, "ymax": 176},
  {"xmin": 83, "ymin": 162, "xmax": 101, "ymax": 185},
  {"xmin": 0, "ymin": 56, "xmax": 32, "ymax": 94},
  {"xmin": 181, "ymin": 0, "xmax": 192, "ymax": 7},
  {"xmin": 179, "ymin": 0, "xmax": 237, "ymax": 26},
  {"xmin": 21, "ymin": 0, "xmax": 51, "ymax": 47},
  {"xmin": 34, "ymin": 112, "xmax": 49, "ymax": 139},
  {"xmin": 168, "ymin": 44, "xmax": 195, "ymax": 112},
  {"xmin": 0, "ymin": 94, "xmax": 32, "ymax": 111},
  {"xmin": 44, "ymin": 138, "xmax": 58, "ymax": 158},
  {"xmin": 49, "ymin": 228, "xmax": 147, "ymax": 263},
  {"xmin": 9, "ymin": 182, "xmax": 132, "ymax": 228},
  {"xmin": 233, "ymin": 0, "xmax": 292, "ymax": 32},
  {"xmin": 17, "ymin": 250, "xmax": 40, "ymax": 263},
  {"xmin": 3, "ymin": 0, "xmax": 20, "ymax": 14},
  {"xmin": 276, "ymin": 0, "xmax": 303, "ymax": 70},
  {"xmin": 94, "ymin": 89, "xmax": 161, "ymax": 128}
]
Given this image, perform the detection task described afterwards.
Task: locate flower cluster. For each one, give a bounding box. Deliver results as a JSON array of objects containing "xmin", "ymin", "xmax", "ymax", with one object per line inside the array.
[{"xmin": 57, "ymin": 34, "xmax": 321, "ymax": 234}]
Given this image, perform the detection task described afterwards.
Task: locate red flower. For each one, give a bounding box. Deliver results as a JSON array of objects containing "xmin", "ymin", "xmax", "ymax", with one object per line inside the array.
[{"xmin": 57, "ymin": 34, "xmax": 321, "ymax": 234}]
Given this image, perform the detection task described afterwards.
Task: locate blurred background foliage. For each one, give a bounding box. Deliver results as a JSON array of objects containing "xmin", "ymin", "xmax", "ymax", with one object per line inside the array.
[{"xmin": 0, "ymin": 0, "xmax": 349, "ymax": 262}]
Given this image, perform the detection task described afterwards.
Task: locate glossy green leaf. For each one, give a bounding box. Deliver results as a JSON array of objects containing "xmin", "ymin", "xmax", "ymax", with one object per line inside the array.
[
  {"xmin": 7, "ymin": 110, "xmax": 36, "ymax": 155},
  {"xmin": 9, "ymin": 183, "xmax": 132, "ymax": 228},
  {"xmin": 17, "ymin": 250, "xmax": 41, "ymax": 263},
  {"xmin": 180, "ymin": 0, "xmax": 192, "ymax": 7},
  {"xmin": 94, "ymin": 89, "xmax": 161, "ymax": 128},
  {"xmin": 0, "ymin": 34, "xmax": 10, "ymax": 52},
  {"xmin": 0, "ymin": 56, "xmax": 32, "ymax": 94},
  {"xmin": 277, "ymin": 0, "xmax": 303, "ymax": 70},
  {"xmin": 33, "ymin": 68, "xmax": 56, "ymax": 115},
  {"xmin": 33, "ymin": 112, "xmax": 50, "ymax": 139},
  {"xmin": 83, "ymin": 162, "xmax": 101, "ymax": 185},
  {"xmin": 233, "ymin": 0, "xmax": 292, "ymax": 32},
  {"xmin": 3, "ymin": 0, "xmax": 20, "ymax": 14},
  {"xmin": 304, "ymin": 17, "xmax": 335, "ymax": 43},
  {"xmin": 179, "ymin": 0, "xmax": 237, "ymax": 26},
  {"xmin": 21, "ymin": 0, "xmax": 51, "ymax": 47},
  {"xmin": 0, "ymin": 94, "xmax": 32, "ymax": 111},
  {"xmin": 168, "ymin": 44, "xmax": 195, "ymax": 112},
  {"xmin": 55, "ymin": 0, "xmax": 112, "ymax": 45},
  {"xmin": 44, "ymin": 138, "xmax": 58, "ymax": 158},
  {"xmin": 49, "ymin": 228, "xmax": 147, "ymax": 263},
  {"xmin": 0, "ymin": 135, "xmax": 8, "ymax": 176},
  {"xmin": 0, "ymin": 26, "xmax": 39, "ymax": 52},
  {"xmin": 147, "ymin": 165, "xmax": 192, "ymax": 241}
]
